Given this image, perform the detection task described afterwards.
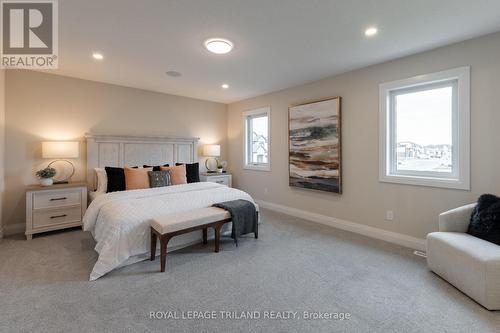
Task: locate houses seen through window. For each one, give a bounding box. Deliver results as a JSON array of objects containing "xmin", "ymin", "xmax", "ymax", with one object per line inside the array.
[
  {"xmin": 250, "ymin": 116, "xmax": 268, "ymax": 164},
  {"xmin": 394, "ymin": 84, "xmax": 453, "ymax": 174}
]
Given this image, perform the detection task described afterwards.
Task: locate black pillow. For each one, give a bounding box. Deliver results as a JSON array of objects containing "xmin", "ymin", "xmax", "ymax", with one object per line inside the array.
[
  {"xmin": 143, "ymin": 164, "xmax": 169, "ymax": 171},
  {"xmin": 105, "ymin": 167, "xmax": 125, "ymax": 192},
  {"xmin": 468, "ymin": 194, "xmax": 500, "ymax": 245},
  {"xmin": 176, "ymin": 162, "xmax": 200, "ymax": 183}
]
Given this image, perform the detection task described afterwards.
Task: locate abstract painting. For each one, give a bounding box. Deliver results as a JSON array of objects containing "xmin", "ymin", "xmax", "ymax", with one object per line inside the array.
[{"xmin": 289, "ymin": 97, "xmax": 342, "ymax": 193}]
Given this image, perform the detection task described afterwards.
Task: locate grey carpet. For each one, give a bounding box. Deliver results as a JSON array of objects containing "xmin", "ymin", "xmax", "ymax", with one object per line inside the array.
[{"xmin": 0, "ymin": 208, "xmax": 499, "ymax": 333}]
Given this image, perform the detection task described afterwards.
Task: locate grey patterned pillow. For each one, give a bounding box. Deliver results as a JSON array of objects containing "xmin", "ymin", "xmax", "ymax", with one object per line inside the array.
[{"xmin": 148, "ymin": 170, "xmax": 171, "ymax": 188}]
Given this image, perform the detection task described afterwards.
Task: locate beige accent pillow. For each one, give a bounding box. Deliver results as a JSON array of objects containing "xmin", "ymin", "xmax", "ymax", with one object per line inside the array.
[
  {"xmin": 124, "ymin": 167, "xmax": 153, "ymax": 190},
  {"xmin": 94, "ymin": 167, "xmax": 107, "ymax": 193},
  {"xmin": 160, "ymin": 165, "xmax": 187, "ymax": 185}
]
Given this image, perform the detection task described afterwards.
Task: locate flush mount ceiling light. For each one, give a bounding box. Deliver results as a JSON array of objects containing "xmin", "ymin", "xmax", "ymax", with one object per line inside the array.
[
  {"xmin": 204, "ymin": 38, "xmax": 233, "ymax": 54},
  {"xmin": 166, "ymin": 71, "xmax": 182, "ymax": 77},
  {"xmin": 92, "ymin": 53, "xmax": 104, "ymax": 60},
  {"xmin": 221, "ymin": 83, "xmax": 229, "ymax": 89},
  {"xmin": 365, "ymin": 27, "xmax": 378, "ymax": 37}
]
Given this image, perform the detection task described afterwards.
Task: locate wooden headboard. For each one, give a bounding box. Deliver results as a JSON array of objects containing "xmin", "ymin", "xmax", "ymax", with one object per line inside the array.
[{"xmin": 85, "ymin": 133, "xmax": 199, "ymax": 189}]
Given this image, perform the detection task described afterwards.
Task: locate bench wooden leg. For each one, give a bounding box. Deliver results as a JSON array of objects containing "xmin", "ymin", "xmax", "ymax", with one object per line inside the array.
[
  {"xmin": 202, "ymin": 227, "xmax": 208, "ymax": 245},
  {"xmin": 160, "ymin": 237, "xmax": 169, "ymax": 272},
  {"xmin": 214, "ymin": 223, "xmax": 222, "ymax": 253},
  {"xmin": 150, "ymin": 228, "xmax": 157, "ymax": 261}
]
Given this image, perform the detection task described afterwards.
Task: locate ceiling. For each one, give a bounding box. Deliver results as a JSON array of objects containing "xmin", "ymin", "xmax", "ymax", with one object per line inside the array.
[{"xmin": 50, "ymin": 0, "xmax": 500, "ymax": 103}]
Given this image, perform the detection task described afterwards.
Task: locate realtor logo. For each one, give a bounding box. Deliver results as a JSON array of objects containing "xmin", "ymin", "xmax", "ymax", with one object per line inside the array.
[{"xmin": 1, "ymin": 0, "xmax": 58, "ymax": 68}]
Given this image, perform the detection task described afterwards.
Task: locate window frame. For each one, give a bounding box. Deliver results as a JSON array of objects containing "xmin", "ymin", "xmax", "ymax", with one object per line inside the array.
[
  {"xmin": 379, "ymin": 66, "xmax": 470, "ymax": 190},
  {"xmin": 243, "ymin": 106, "xmax": 271, "ymax": 171}
]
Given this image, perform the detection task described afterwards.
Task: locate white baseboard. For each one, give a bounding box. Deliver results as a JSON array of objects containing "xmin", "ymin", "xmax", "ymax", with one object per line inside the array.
[
  {"xmin": 255, "ymin": 200, "xmax": 426, "ymax": 252},
  {"xmin": 4, "ymin": 223, "xmax": 25, "ymax": 236}
]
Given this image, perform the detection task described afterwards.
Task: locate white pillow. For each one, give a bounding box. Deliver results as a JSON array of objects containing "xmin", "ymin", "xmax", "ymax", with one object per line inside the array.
[{"xmin": 94, "ymin": 168, "xmax": 108, "ymax": 193}]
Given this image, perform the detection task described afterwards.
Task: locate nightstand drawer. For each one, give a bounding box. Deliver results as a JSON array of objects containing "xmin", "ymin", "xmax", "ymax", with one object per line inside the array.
[
  {"xmin": 200, "ymin": 173, "xmax": 232, "ymax": 187},
  {"xmin": 32, "ymin": 206, "xmax": 82, "ymax": 228},
  {"xmin": 208, "ymin": 176, "xmax": 229, "ymax": 186},
  {"xmin": 33, "ymin": 189, "xmax": 82, "ymax": 209}
]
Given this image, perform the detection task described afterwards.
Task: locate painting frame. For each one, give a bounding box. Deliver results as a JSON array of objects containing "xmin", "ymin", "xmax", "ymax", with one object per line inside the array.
[{"xmin": 288, "ymin": 96, "xmax": 342, "ymax": 194}]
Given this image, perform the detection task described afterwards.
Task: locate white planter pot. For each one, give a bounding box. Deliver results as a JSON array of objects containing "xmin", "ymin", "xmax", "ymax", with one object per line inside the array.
[
  {"xmin": 217, "ymin": 168, "xmax": 224, "ymax": 173},
  {"xmin": 40, "ymin": 178, "xmax": 53, "ymax": 186}
]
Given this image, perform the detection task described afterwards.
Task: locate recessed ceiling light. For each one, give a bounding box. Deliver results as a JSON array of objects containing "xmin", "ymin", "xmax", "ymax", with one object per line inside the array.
[
  {"xmin": 92, "ymin": 53, "xmax": 104, "ymax": 60},
  {"xmin": 204, "ymin": 38, "xmax": 233, "ymax": 54},
  {"xmin": 221, "ymin": 84, "xmax": 229, "ymax": 89},
  {"xmin": 365, "ymin": 27, "xmax": 378, "ymax": 37},
  {"xmin": 166, "ymin": 71, "xmax": 182, "ymax": 77}
]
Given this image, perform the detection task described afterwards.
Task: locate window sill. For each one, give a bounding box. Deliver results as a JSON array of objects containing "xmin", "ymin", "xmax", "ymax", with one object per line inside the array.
[
  {"xmin": 244, "ymin": 164, "xmax": 271, "ymax": 172},
  {"xmin": 380, "ymin": 174, "xmax": 469, "ymax": 190}
]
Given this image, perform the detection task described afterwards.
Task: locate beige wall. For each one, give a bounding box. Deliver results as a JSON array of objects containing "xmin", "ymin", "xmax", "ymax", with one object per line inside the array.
[
  {"xmin": 0, "ymin": 70, "xmax": 5, "ymax": 237},
  {"xmin": 227, "ymin": 31, "xmax": 500, "ymax": 239},
  {"xmin": 3, "ymin": 70, "xmax": 227, "ymax": 228}
]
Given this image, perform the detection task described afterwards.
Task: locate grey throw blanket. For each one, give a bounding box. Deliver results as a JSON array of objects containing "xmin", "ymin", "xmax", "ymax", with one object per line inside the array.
[{"xmin": 212, "ymin": 199, "xmax": 258, "ymax": 245}]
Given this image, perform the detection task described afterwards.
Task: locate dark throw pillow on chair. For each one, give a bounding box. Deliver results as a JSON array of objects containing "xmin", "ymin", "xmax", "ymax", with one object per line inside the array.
[
  {"xmin": 105, "ymin": 167, "xmax": 126, "ymax": 192},
  {"xmin": 175, "ymin": 162, "xmax": 200, "ymax": 183},
  {"xmin": 467, "ymin": 194, "xmax": 500, "ymax": 245}
]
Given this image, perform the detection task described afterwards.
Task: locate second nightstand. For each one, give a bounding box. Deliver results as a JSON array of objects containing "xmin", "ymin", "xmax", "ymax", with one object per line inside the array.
[{"xmin": 200, "ymin": 173, "xmax": 232, "ymax": 187}]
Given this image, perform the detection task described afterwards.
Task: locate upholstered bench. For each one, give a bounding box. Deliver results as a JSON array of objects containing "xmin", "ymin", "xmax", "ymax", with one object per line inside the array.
[{"xmin": 150, "ymin": 207, "xmax": 232, "ymax": 272}]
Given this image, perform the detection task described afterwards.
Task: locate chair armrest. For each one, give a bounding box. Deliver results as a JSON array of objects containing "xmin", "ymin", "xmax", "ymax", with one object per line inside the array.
[{"xmin": 438, "ymin": 203, "xmax": 476, "ymax": 232}]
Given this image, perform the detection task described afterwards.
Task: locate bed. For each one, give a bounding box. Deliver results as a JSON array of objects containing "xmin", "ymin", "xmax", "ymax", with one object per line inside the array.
[{"xmin": 83, "ymin": 134, "xmax": 257, "ymax": 280}]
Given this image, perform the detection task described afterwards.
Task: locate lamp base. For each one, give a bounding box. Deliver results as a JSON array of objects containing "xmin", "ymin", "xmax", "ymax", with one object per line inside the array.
[
  {"xmin": 48, "ymin": 159, "xmax": 75, "ymax": 184},
  {"xmin": 205, "ymin": 157, "xmax": 219, "ymax": 173}
]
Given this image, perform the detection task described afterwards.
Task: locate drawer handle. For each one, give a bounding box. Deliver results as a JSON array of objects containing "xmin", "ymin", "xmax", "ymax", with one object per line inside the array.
[
  {"xmin": 216, "ymin": 181, "xmax": 224, "ymax": 184},
  {"xmin": 50, "ymin": 197, "xmax": 67, "ymax": 201},
  {"xmin": 50, "ymin": 214, "xmax": 67, "ymax": 219}
]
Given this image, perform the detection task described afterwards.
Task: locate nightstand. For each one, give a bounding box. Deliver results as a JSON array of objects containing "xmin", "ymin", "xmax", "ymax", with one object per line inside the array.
[
  {"xmin": 25, "ymin": 182, "xmax": 88, "ymax": 240},
  {"xmin": 200, "ymin": 173, "xmax": 232, "ymax": 187}
]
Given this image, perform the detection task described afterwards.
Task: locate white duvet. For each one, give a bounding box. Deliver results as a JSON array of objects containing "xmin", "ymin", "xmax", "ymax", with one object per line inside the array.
[{"xmin": 83, "ymin": 182, "xmax": 256, "ymax": 281}]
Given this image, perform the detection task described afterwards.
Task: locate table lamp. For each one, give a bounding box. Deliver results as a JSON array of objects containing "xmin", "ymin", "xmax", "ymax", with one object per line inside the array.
[{"xmin": 203, "ymin": 144, "xmax": 220, "ymax": 173}]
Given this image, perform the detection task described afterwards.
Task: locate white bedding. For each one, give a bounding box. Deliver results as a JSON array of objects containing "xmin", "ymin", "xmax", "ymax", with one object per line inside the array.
[{"xmin": 83, "ymin": 182, "xmax": 256, "ymax": 280}]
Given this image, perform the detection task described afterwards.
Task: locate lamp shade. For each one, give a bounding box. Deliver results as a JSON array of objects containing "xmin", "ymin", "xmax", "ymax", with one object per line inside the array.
[
  {"xmin": 42, "ymin": 141, "xmax": 79, "ymax": 159},
  {"xmin": 203, "ymin": 144, "xmax": 220, "ymax": 157}
]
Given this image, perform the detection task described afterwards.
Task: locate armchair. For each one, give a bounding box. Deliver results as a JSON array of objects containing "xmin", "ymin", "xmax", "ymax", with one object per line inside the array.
[{"xmin": 427, "ymin": 203, "xmax": 500, "ymax": 310}]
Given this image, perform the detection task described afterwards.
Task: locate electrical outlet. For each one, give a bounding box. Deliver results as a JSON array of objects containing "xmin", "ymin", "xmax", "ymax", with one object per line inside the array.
[
  {"xmin": 386, "ymin": 210, "xmax": 394, "ymax": 221},
  {"xmin": 264, "ymin": 187, "xmax": 268, "ymax": 194},
  {"xmin": 413, "ymin": 250, "xmax": 427, "ymax": 258}
]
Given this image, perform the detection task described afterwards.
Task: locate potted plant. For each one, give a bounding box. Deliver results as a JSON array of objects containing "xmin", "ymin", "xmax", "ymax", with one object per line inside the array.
[
  {"xmin": 216, "ymin": 162, "xmax": 223, "ymax": 173},
  {"xmin": 36, "ymin": 167, "xmax": 56, "ymax": 186},
  {"xmin": 217, "ymin": 161, "xmax": 226, "ymax": 173}
]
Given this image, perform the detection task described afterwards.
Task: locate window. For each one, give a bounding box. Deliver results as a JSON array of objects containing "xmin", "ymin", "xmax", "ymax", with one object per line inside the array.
[
  {"xmin": 243, "ymin": 107, "xmax": 271, "ymax": 171},
  {"xmin": 379, "ymin": 67, "xmax": 470, "ymax": 189}
]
